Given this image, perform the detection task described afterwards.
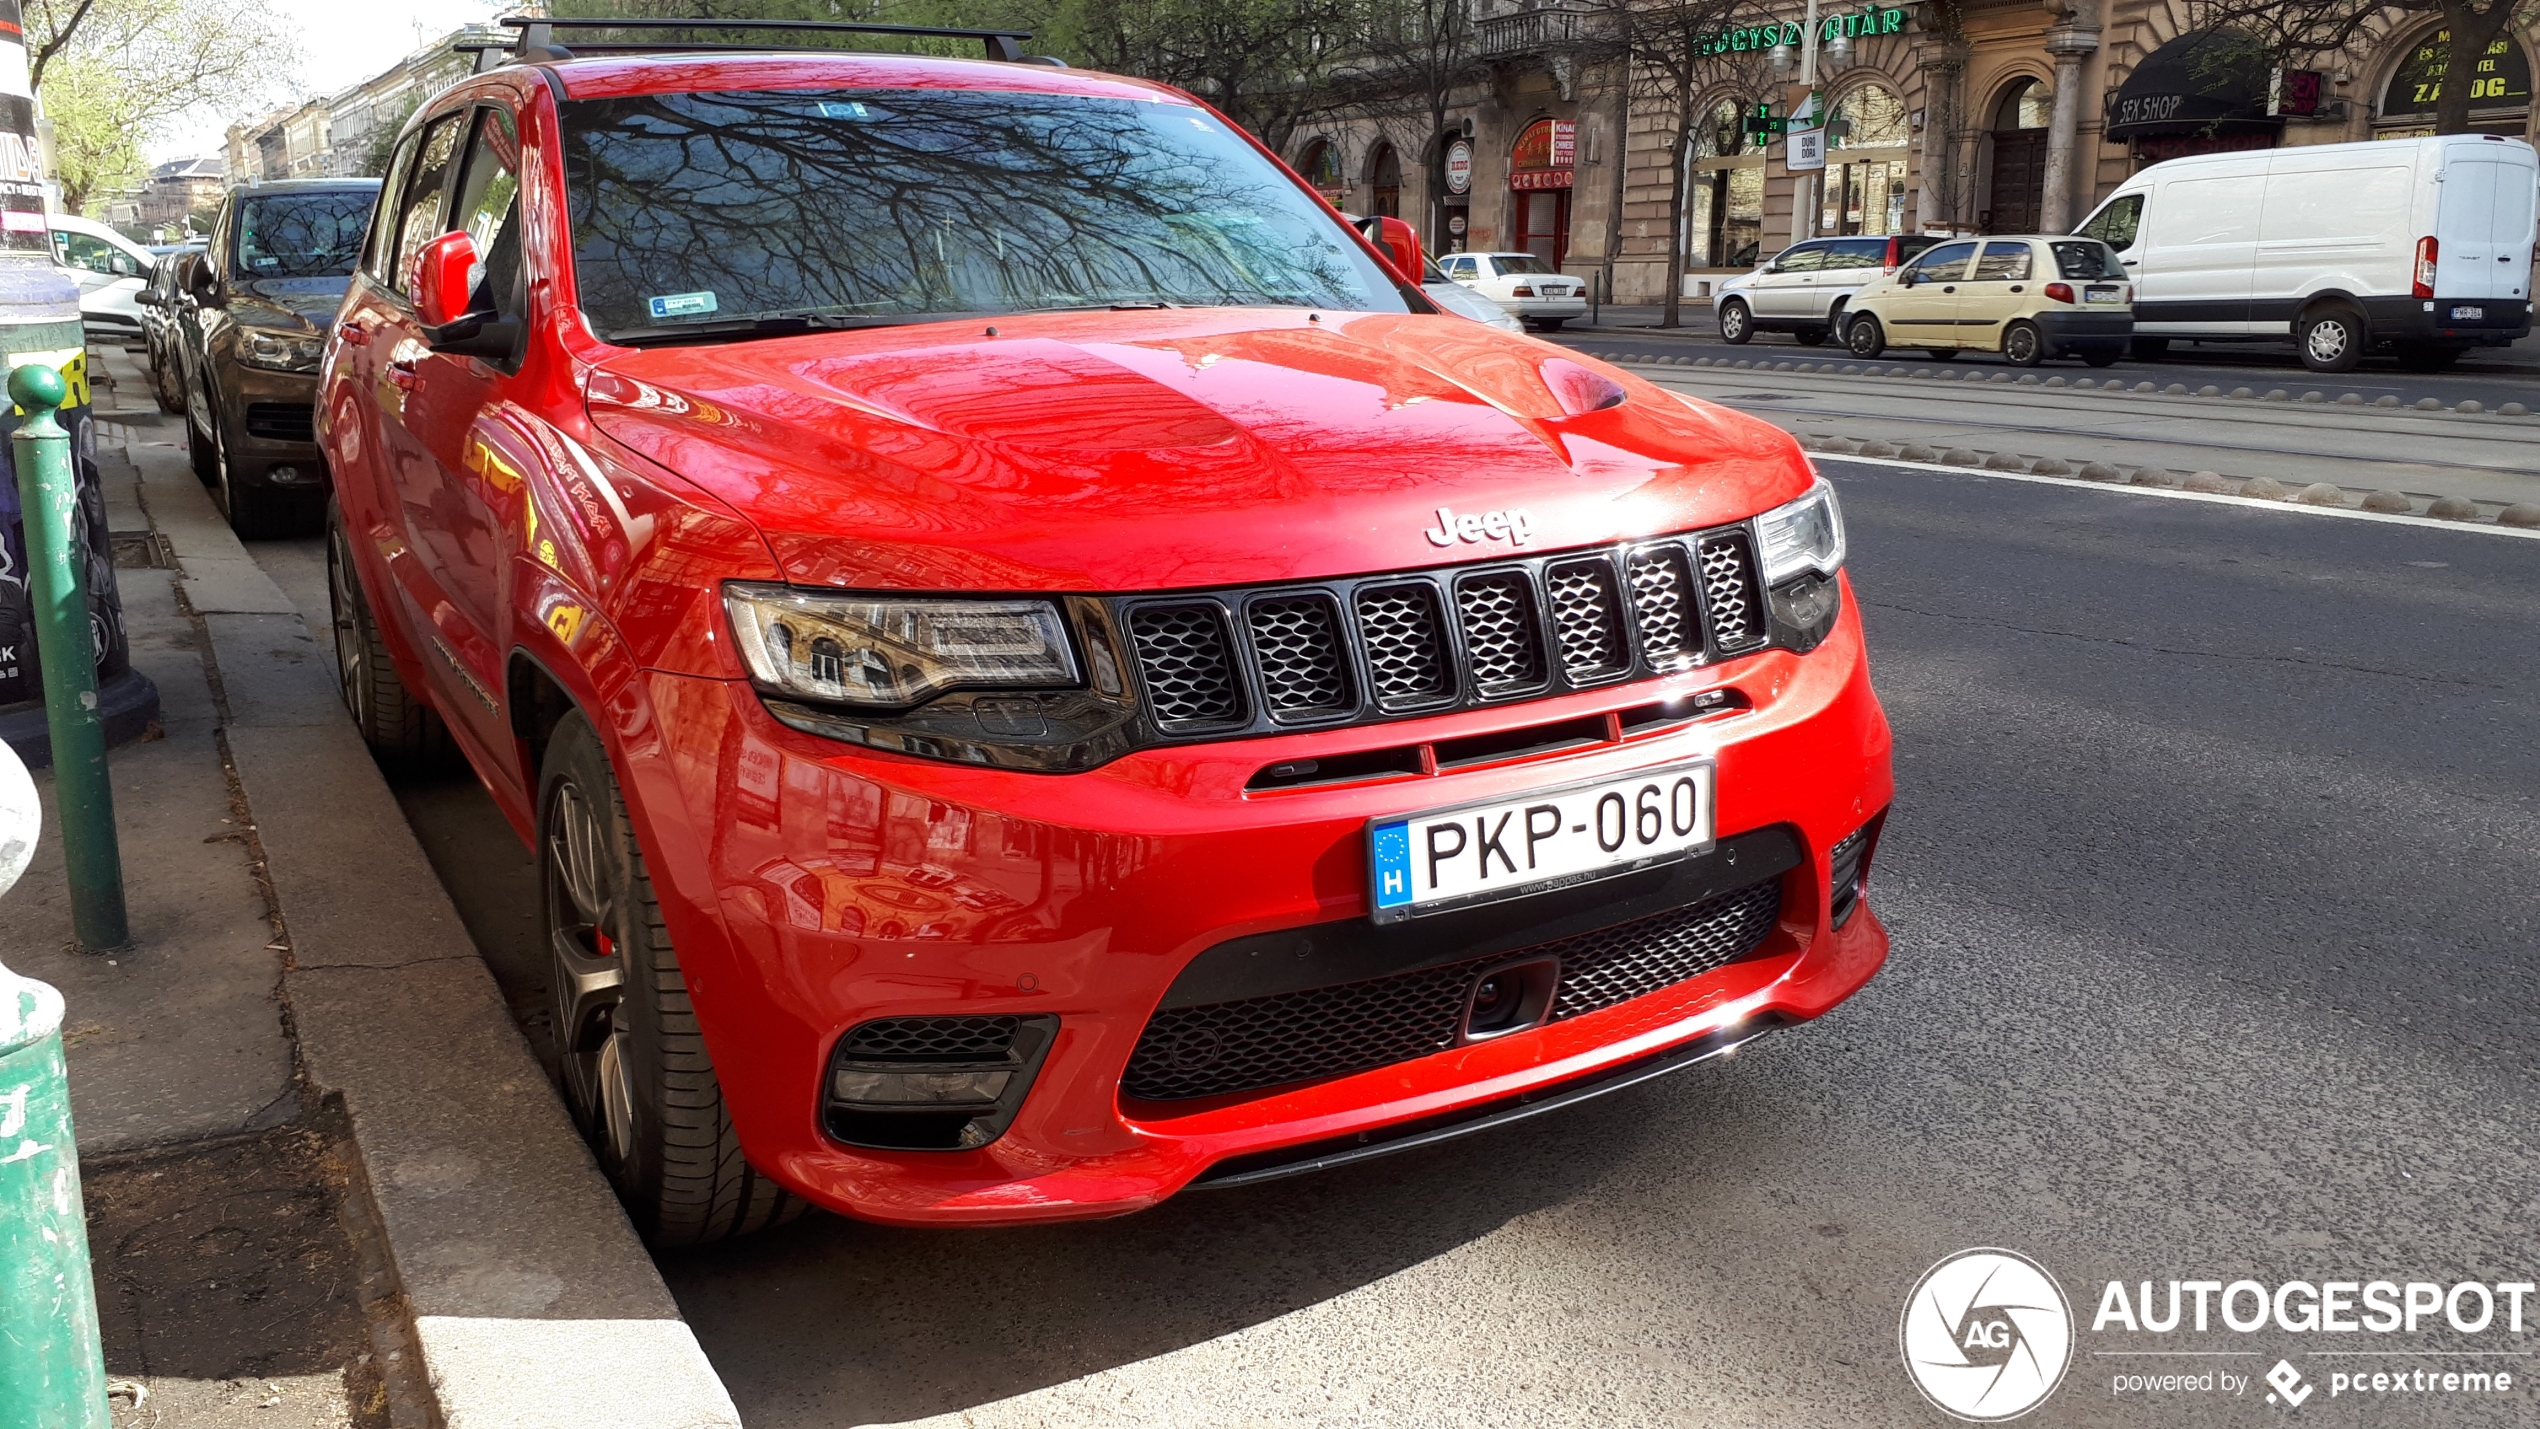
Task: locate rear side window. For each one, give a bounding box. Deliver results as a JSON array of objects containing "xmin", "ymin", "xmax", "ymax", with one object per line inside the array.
[
  {"xmin": 2050, "ymin": 241, "xmax": 2124, "ymax": 279},
  {"xmin": 1770, "ymin": 243, "xmax": 1827, "ymax": 273},
  {"xmin": 2077, "ymin": 193, "xmax": 2143, "ymax": 250},
  {"xmin": 1825, "ymin": 238, "xmax": 1886, "ymax": 270},
  {"xmin": 1905, "ymin": 241, "xmax": 1977, "ymax": 280},
  {"xmin": 391, "ymin": 112, "xmax": 468, "ymax": 296},
  {"xmin": 366, "ymin": 133, "xmax": 422, "ymax": 282},
  {"xmin": 1972, "ymin": 241, "xmax": 2033, "ymax": 281},
  {"xmin": 1893, "ymin": 235, "xmax": 1942, "ymax": 263},
  {"xmin": 451, "ymin": 107, "xmax": 525, "ymax": 318}
]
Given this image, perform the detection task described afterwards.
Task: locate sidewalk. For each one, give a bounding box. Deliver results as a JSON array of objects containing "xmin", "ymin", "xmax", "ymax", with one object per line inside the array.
[{"xmin": 2, "ymin": 347, "xmax": 739, "ymax": 1428}]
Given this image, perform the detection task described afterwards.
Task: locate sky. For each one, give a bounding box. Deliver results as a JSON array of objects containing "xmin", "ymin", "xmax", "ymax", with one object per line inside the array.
[{"xmin": 146, "ymin": 0, "xmax": 509, "ymax": 163}]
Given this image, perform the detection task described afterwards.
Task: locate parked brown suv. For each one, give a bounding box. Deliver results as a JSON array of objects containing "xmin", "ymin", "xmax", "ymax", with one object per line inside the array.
[{"xmin": 148, "ymin": 178, "xmax": 379, "ymax": 536}]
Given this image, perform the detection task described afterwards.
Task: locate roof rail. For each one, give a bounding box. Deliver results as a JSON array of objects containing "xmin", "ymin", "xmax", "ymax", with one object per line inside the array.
[{"xmin": 481, "ymin": 15, "xmax": 1037, "ymax": 71}]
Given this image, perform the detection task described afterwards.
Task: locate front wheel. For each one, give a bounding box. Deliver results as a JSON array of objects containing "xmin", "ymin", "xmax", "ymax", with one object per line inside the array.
[
  {"xmin": 2002, "ymin": 321, "xmax": 2045, "ymax": 367},
  {"xmin": 540, "ymin": 712, "xmax": 803, "ymax": 1246},
  {"xmin": 1717, "ymin": 299, "xmax": 1753, "ymax": 345},
  {"xmin": 1845, "ymin": 314, "xmax": 1885, "ymax": 358},
  {"xmin": 2298, "ymin": 308, "xmax": 2365, "ymax": 374}
]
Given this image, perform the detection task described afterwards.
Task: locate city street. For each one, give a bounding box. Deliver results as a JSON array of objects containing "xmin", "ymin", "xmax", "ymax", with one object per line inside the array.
[{"xmin": 249, "ymin": 445, "xmax": 2540, "ymax": 1427}]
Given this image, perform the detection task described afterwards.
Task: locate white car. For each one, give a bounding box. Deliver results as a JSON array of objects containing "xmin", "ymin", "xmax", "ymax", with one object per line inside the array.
[
  {"xmin": 1712, "ymin": 234, "xmax": 1946, "ymax": 346},
  {"xmin": 50, "ymin": 214, "xmax": 157, "ymax": 344},
  {"xmin": 1423, "ymin": 258, "xmax": 1523, "ymax": 331},
  {"xmin": 1438, "ymin": 251, "xmax": 1589, "ymax": 330}
]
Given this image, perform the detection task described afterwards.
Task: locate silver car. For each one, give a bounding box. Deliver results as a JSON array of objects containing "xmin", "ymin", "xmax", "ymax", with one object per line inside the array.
[{"xmin": 1714, "ymin": 234, "xmax": 1943, "ymax": 346}]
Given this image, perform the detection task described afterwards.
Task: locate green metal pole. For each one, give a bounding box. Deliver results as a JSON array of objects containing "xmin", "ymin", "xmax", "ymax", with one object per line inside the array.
[
  {"xmin": 0, "ymin": 737, "xmax": 110, "ymax": 1429},
  {"xmin": 8, "ymin": 362, "xmax": 124, "ymax": 950}
]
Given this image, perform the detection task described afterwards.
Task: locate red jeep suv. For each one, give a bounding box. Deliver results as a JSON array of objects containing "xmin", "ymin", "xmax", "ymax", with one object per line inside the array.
[{"xmin": 320, "ymin": 19, "xmax": 1893, "ymax": 1245}]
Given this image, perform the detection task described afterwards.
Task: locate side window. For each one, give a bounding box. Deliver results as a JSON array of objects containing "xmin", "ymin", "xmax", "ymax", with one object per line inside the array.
[
  {"xmin": 1906, "ymin": 241, "xmax": 1978, "ymax": 282},
  {"xmin": 450, "ymin": 106, "xmax": 524, "ymax": 319},
  {"xmin": 366, "ymin": 132, "xmax": 423, "ymax": 283},
  {"xmin": 390, "ymin": 112, "xmax": 468, "ymax": 297},
  {"xmin": 1972, "ymin": 241, "xmax": 2033, "ymax": 281},
  {"xmin": 1828, "ymin": 238, "xmax": 1885, "ymax": 271},
  {"xmin": 2078, "ymin": 193, "xmax": 2143, "ymax": 251},
  {"xmin": 1770, "ymin": 243, "xmax": 1827, "ymax": 274},
  {"xmin": 59, "ymin": 232, "xmax": 124, "ymax": 275}
]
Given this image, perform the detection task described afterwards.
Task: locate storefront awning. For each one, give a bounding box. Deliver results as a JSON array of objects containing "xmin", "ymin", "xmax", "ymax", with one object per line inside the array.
[{"xmin": 2105, "ymin": 30, "xmax": 2282, "ymax": 139}]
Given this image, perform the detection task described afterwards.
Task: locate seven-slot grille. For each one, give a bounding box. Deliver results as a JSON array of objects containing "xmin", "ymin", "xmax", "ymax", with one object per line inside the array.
[
  {"xmin": 1115, "ymin": 524, "xmax": 1771, "ymax": 741},
  {"xmin": 1121, "ymin": 875, "xmax": 1785, "ymax": 1101}
]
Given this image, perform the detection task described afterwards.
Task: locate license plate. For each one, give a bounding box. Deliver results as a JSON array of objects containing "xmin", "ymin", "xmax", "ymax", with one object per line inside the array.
[
  {"xmin": 2451, "ymin": 305, "xmax": 2483, "ymax": 320},
  {"xmin": 1367, "ymin": 762, "xmax": 1716, "ymax": 924},
  {"xmin": 2084, "ymin": 284, "xmax": 2123, "ymax": 304}
]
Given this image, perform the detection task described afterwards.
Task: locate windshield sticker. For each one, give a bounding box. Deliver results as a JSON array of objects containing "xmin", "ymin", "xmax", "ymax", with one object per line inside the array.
[
  {"xmin": 816, "ymin": 101, "xmax": 870, "ymax": 120},
  {"xmin": 647, "ymin": 291, "xmax": 719, "ymax": 320}
]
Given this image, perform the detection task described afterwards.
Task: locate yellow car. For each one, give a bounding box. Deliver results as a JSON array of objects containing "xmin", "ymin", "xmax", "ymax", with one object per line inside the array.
[{"xmin": 1841, "ymin": 236, "xmax": 2133, "ymax": 367}]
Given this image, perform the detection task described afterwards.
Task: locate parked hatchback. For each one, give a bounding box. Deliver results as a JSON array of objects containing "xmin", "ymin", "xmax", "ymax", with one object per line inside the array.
[
  {"xmin": 1714, "ymin": 234, "xmax": 1943, "ymax": 346},
  {"xmin": 154, "ymin": 178, "xmax": 381, "ymax": 536},
  {"xmin": 1842, "ymin": 236, "xmax": 2132, "ymax": 366},
  {"xmin": 321, "ymin": 25, "xmax": 1894, "ymax": 1245}
]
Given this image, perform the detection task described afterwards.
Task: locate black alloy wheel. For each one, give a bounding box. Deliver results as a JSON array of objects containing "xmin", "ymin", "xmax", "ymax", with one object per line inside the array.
[
  {"xmin": 2002, "ymin": 321, "xmax": 2045, "ymax": 367},
  {"xmin": 325, "ymin": 500, "xmax": 443, "ymax": 760},
  {"xmin": 1718, "ymin": 299, "xmax": 1753, "ymax": 344},
  {"xmin": 537, "ymin": 712, "xmax": 801, "ymax": 1246},
  {"xmin": 2298, "ymin": 308, "xmax": 2364, "ymax": 374},
  {"xmin": 1845, "ymin": 314, "xmax": 1884, "ymax": 358}
]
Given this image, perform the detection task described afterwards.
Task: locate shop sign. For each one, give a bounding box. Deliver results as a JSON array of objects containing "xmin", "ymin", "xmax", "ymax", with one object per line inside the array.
[
  {"xmin": 2383, "ymin": 30, "xmax": 2530, "ymax": 117},
  {"xmin": 1447, "ymin": 215, "xmax": 1467, "ymax": 235},
  {"xmin": 1701, "ymin": 6, "xmax": 1906, "ymax": 58},
  {"xmin": 1444, "ymin": 139, "xmax": 1473, "ymax": 194},
  {"xmin": 1510, "ymin": 119, "xmax": 1575, "ymax": 190},
  {"xmin": 1786, "ymin": 127, "xmax": 1826, "ymax": 171}
]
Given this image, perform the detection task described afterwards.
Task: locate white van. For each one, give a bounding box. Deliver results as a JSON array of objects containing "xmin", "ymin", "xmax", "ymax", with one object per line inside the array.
[
  {"xmin": 2074, "ymin": 134, "xmax": 2537, "ymax": 373},
  {"xmin": 48, "ymin": 213, "xmax": 157, "ymax": 343}
]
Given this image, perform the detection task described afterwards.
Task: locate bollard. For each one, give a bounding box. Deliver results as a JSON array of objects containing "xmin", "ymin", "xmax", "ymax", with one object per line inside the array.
[
  {"xmin": 0, "ymin": 735, "xmax": 110, "ymax": 1429},
  {"xmin": 9, "ymin": 363, "xmax": 125, "ymax": 950}
]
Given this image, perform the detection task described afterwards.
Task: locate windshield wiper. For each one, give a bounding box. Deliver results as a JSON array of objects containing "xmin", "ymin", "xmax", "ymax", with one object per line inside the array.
[{"xmin": 603, "ymin": 311, "xmax": 965, "ymax": 347}]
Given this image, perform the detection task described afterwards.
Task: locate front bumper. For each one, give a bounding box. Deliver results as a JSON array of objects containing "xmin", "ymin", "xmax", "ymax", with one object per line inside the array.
[
  {"xmin": 630, "ymin": 586, "xmax": 1893, "ymax": 1226},
  {"xmin": 214, "ymin": 363, "xmax": 327, "ymax": 492}
]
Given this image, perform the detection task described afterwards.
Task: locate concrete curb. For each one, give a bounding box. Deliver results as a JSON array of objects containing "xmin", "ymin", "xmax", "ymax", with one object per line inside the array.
[
  {"xmin": 1632, "ymin": 354, "xmax": 2538, "ymax": 420},
  {"xmin": 1788, "ymin": 428, "xmax": 2534, "ymax": 528},
  {"xmin": 117, "ymin": 431, "xmax": 741, "ymax": 1429}
]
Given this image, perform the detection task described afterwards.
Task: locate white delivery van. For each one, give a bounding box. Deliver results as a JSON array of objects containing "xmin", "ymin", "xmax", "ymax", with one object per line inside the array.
[{"xmin": 2074, "ymin": 134, "xmax": 2537, "ymax": 372}]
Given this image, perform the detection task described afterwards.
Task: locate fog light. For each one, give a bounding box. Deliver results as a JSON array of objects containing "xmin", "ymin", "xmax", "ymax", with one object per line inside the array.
[
  {"xmin": 269, "ymin": 464, "xmax": 305, "ymax": 485},
  {"xmin": 831, "ymin": 1067, "xmax": 1011, "ymax": 1107}
]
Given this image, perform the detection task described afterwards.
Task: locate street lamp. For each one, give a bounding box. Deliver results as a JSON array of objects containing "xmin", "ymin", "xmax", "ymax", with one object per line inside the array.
[
  {"xmin": 1770, "ymin": 39, "xmax": 1794, "ymax": 77},
  {"xmin": 1825, "ymin": 27, "xmax": 1852, "ymax": 64}
]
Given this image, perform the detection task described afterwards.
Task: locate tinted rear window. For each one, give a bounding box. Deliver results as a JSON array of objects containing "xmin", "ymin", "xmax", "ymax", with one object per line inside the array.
[
  {"xmin": 236, "ymin": 192, "xmax": 376, "ymax": 278},
  {"xmin": 2050, "ymin": 241, "xmax": 2124, "ymax": 279}
]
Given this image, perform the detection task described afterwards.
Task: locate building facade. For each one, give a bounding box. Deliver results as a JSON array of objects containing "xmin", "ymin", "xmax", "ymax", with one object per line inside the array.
[
  {"xmin": 223, "ymin": 24, "xmax": 508, "ymax": 184},
  {"xmin": 1288, "ymin": 0, "xmax": 2540, "ymax": 305}
]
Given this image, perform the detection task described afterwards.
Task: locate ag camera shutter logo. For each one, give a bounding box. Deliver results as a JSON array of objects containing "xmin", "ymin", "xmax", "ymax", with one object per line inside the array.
[{"xmin": 1901, "ymin": 1248, "xmax": 2075, "ymax": 1421}]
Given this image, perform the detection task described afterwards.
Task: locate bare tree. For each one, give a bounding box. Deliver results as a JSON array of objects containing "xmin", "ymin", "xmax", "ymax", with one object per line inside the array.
[
  {"xmin": 2190, "ymin": 0, "xmax": 2538, "ymax": 135},
  {"xmin": 1621, "ymin": 0, "xmax": 1778, "ymax": 327},
  {"xmin": 24, "ymin": 0, "xmax": 294, "ymax": 213},
  {"xmin": 1319, "ymin": 0, "xmax": 1480, "ymax": 237}
]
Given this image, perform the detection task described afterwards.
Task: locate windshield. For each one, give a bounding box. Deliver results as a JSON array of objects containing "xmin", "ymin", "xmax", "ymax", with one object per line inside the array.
[
  {"xmin": 1492, "ymin": 253, "xmax": 1556, "ymax": 275},
  {"xmin": 236, "ymin": 192, "xmax": 374, "ymax": 279},
  {"xmin": 558, "ymin": 87, "xmax": 1412, "ymax": 341}
]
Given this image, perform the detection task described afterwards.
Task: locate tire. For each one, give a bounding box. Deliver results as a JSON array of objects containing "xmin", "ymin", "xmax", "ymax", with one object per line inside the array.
[
  {"xmin": 2396, "ymin": 343, "xmax": 2465, "ymax": 372},
  {"xmin": 326, "ymin": 499, "xmax": 445, "ymax": 761},
  {"xmin": 150, "ymin": 352, "xmax": 182, "ymax": 415},
  {"xmin": 2297, "ymin": 307, "xmax": 2365, "ymax": 374},
  {"xmin": 1925, "ymin": 348, "xmax": 1959, "ymax": 361},
  {"xmin": 2082, "ymin": 348, "xmax": 2121, "ymax": 368},
  {"xmin": 1717, "ymin": 299, "xmax": 1753, "ymax": 344},
  {"xmin": 2002, "ymin": 320, "xmax": 2045, "ymax": 367},
  {"xmin": 1794, "ymin": 326, "xmax": 1828, "ymax": 347},
  {"xmin": 1845, "ymin": 313, "xmax": 1885, "ymax": 358},
  {"xmin": 187, "ymin": 398, "xmax": 219, "ymax": 487},
  {"xmin": 539, "ymin": 712, "xmax": 804, "ymax": 1246}
]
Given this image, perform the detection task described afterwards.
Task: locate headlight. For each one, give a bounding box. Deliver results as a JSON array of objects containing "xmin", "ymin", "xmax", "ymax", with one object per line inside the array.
[
  {"xmin": 1753, "ymin": 478, "xmax": 1845, "ymax": 583},
  {"xmin": 723, "ymin": 584, "xmax": 1079, "ymax": 709},
  {"xmin": 238, "ymin": 326, "xmax": 326, "ymax": 373}
]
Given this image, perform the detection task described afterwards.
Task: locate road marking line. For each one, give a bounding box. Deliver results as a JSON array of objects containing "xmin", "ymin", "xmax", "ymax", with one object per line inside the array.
[{"xmin": 1818, "ymin": 455, "xmax": 2540, "ymax": 540}]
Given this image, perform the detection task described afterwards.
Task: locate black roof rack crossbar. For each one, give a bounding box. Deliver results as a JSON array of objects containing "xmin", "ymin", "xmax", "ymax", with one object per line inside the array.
[{"xmin": 496, "ymin": 15, "xmax": 1034, "ymax": 65}]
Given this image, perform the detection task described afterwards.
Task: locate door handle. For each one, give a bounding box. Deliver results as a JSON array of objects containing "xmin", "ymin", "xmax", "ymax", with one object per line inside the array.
[
  {"xmin": 339, "ymin": 322, "xmax": 371, "ymax": 345},
  {"xmin": 386, "ymin": 356, "xmax": 421, "ymax": 391},
  {"xmin": 2122, "ymin": 258, "xmax": 2140, "ymax": 266},
  {"xmin": 2009, "ymin": 285, "xmax": 2024, "ymax": 293},
  {"xmin": 1943, "ymin": 285, "xmax": 1956, "ymax": 293}
]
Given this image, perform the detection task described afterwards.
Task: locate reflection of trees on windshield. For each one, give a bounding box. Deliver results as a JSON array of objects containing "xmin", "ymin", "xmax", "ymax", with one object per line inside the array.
[
  {"xmin": 560, "ymin": 89, "xmax": 1402, "ymax": 335},
  {"xmin": 237, "ymin": 194, "xmax": 374, "ymax": 278}
]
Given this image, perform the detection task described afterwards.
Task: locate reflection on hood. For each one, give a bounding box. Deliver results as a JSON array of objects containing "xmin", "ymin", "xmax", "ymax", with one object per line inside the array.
[{"xmin": 232, "ymin": 275, "xmax": 350, "ymax": 331}]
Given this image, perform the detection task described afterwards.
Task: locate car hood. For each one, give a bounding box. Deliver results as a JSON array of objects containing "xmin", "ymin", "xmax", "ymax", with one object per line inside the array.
[
  {"xmin": 230, "ymin": 276, "xmax": 351, "ymax": 332},
  {"xmin": 586, "ymin": 307, "xmax": 1813, "ymax": 593}
]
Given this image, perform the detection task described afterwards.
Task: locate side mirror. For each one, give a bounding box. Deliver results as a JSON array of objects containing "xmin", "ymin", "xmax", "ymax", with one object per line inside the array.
[
  {"xmin": 135, "ymin": 289, "xmax": 163, "ymax": 308},
  {"xmin": 1373, "ymin": 215, "xmax": 1422, "ymax": 280},
  {"xmin": 183, "ymin": 255, "xmax": 215, "ymax": 301},
  {"xmin": 413, "ymin": 230, "xmax": 478, "ymax": 330}
]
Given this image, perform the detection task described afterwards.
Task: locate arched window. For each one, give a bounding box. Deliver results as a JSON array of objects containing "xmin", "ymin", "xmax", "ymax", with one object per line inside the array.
[
  {"xmin": 1687, "ymin": 96, "xmax": 1766, "ymax": 269},
  {"xmin": 1368, "ymin": 142, "xmax": 1402, "ymax": 217},
  {"xmin": 1984, "ymin": 78, "xmax": 2053, "ymax": 233},
  {"xmin": 2379, "ymin": 28, "xmax": 2531, "ymax": 137},
  {"xmin": 1821, "ymin": 83, "xmax": 1911, "ymax": 236},
  {"xmin": 1297, "ymin": 138, "xmax": 1343, "ymax": 196}
]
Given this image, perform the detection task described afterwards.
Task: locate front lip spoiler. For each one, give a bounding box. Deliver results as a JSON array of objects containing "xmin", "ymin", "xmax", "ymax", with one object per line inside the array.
[{"xmin": 1186, "ymin": 1013, "xmax": 1788, "ymax": 1191}]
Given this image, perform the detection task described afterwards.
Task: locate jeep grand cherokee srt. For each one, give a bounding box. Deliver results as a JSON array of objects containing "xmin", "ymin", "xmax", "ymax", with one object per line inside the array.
[{"xmin": 319, "ymin": 23, "xmax": 1893, "ymax": 1244}]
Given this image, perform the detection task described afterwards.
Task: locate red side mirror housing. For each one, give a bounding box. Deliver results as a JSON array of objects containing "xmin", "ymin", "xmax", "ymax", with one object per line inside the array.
[
  {"xmin": 1374, "ymin": 216, "xmax": 1423, "ymax": 278},
  {"xmin": 413, "ymin": 230, "xmax": 479, "ymax": 330}
]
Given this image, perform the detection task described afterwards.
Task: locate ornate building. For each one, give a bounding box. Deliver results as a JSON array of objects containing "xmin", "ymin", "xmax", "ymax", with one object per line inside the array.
[{"xmin": 1286, "ymin": 0, "xmax": 2538, "ymax": 304}]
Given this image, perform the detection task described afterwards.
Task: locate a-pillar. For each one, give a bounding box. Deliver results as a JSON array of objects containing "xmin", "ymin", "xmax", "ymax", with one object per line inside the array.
[{"xmin": 2040, "ymin": 23, "xmax": 2102, "ymax": 232}]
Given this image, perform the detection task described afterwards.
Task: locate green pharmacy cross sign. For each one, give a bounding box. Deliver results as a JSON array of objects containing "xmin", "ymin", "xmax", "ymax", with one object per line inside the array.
[
  {"xmin": 1703, "ymin": 6, "xmax": 1908, "ymax": 58},
  {"xmin": 1743, "ymin": 102, "xmax": 1788, "ymax": 139}
]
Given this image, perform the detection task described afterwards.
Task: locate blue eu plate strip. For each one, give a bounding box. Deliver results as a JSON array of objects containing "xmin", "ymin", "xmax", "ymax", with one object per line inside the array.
[{"xmin": 1371, "ymin": 820, "xmax": 1413, "ymax": 910}]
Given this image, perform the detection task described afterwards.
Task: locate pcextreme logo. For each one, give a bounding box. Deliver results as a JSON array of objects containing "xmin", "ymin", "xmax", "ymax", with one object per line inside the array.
[{"xmin": 1901, "ymin": 1248, "xmax": 2076, "ymax": 1422}]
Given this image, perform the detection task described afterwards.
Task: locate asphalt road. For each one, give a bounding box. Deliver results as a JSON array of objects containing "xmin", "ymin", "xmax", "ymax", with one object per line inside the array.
[
  {"xmin": 1554, "ymin": 323, "xmax": 2540, "ymax": 411},
  {"xmin": 260, "ymin": 461, "xmax": 2540, "ymax": 1428}
]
